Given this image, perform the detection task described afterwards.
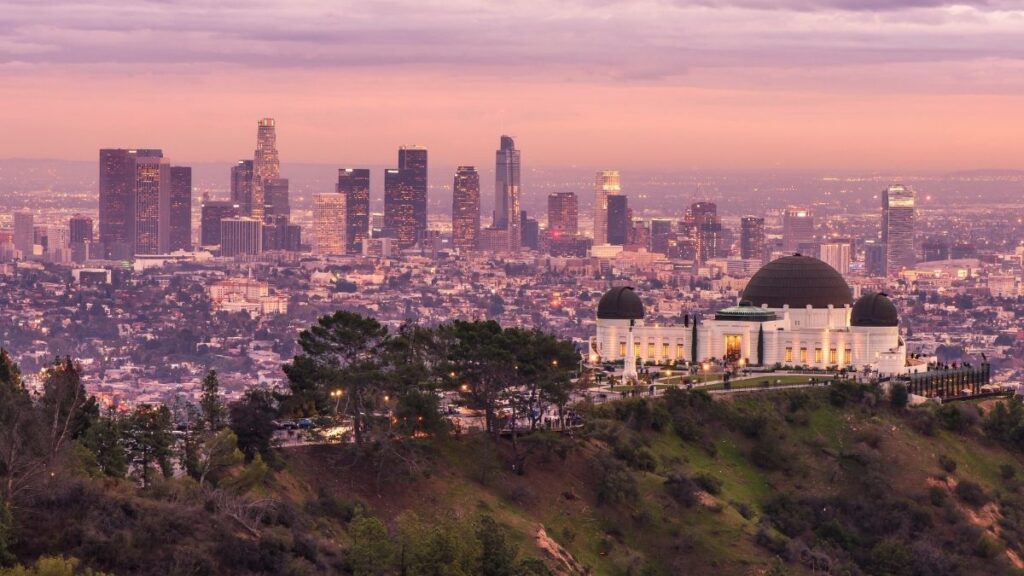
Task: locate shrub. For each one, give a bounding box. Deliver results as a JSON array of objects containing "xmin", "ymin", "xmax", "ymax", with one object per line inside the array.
[
  {"xmin": 938, "ymin": 454, "xmax": 957, "ymax": 474},
  {"xmin": 1001, "ymin": 464, "xmax": 1017, "ymax": 480},
  {"xmin": 937, "ymin": 403, "xmax": 979, "ymax": 434},
  {"xmin": 890, "ymin": 383, "xmax": 909, "ymax": 410},
  {"xmin": 869, "ymin": 539, "xmax": 914, "ymax": 576},
  {"xmin": 955, "ymin": 480, "xmax": 989, "ymax": 508},
  {"xmin": 594, "ymin": 455, "xmax": 639, "ymax": 506},
  {"xmin": 664, "ymin": 473, "xmax": 699, "ymax": 507},
  {"xmin": 907, "ymin": 408, "xmax": 937, "ymax": 436},
  {"xmin": 693, "ymin": 473, "xmax": 723, "ymax": 495}
]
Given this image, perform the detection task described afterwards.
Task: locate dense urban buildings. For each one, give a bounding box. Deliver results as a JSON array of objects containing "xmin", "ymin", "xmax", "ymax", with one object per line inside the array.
[
  {"xmin": 200, "ymin": 199, "xmax": 240, "ymax": 247},
  {"xmin": 219, "ymin": 217, "xmax": 262, "ymax": 257},
  {"xmin": 452, "ymin": 166, "xmax": 480, "ymax": 252},
  {"xmin": 337, "ymin": 168, "xmax": 370, "ymax": 254},
  {"xmin": 882, "ymin": 184, "xmax": 916, "ymax": 277}
]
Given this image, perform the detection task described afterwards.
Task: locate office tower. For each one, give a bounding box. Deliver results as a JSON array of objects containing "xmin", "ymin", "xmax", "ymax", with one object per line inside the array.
[
  {"xmin": 494, "ymin": 136, "xmax": 522, "ymax": 251},
  {"xmin": 521, "ymin": 211, "xmax": 539, "ymax": 251},
  {"xmin": 452, "ymin": 166, "xmax": 480, "ymax": 252},
  {"xmin": 69, "ymin": 215, "xmax": 93, "ymax": 245},
  {"xmin": 132, "ymin": 152, "xmax": 170, "ymax": 255},
  {"xmin": 338, "ymin": 168, "xmax": 370, "ymax": 254},
  {"xmin": 98, "ymin": 149, "xmax": 136, "ymax": 259},
  {"xmin": 220, "ymin": 217, "xmax": 263, "ymax": 257},
  {"xmin": 400, "ymin": 146, "xmax": 428, "ymax": 246},
  {"xmin": 169, "ymin": 166, "xmax": 192, "ymax": 252},
  {"xmin": 864, "ymin": 241, "xmax": 886, "ymax": 277},
  {"xmin": 547, "ymin": 192, "xmax": 578, "ymax": 238},
  {"xmin": 820, "ymin": 242, "xmax": 851, "ymax": 275},
  {"xmin": 251, "ymin": 118, "xmax": 280, "ymax": 222},
  {"xmin": 782, "ymin": 207, "xmax": 815, "ymax": 252},
  {"xmin": 12, "ymin": 211, "xmax": 33, "ymax": 256},
  {"xmin": 740, "ymin": 216, "xmax": 766, "ymax": 261},
  {"xmin": 688, "ymin": 201, "xmax": 721, "ymax": 264},
  {"xmin": 594, "ymin": 170, "xmax": 620, "ymax": 245},
  {"xmin": 628, "ymin": 220, "xmax": 651, "ymax": 252},
  {"xmin": 881, "ymin": 184, "xmax": 916, "ymax": 276},
  {"xmin": 607, "ymin": 194, "xmax": 629, "ymax": 246},
  {"xmin": 264, "ymin": 178, "xmax": 290, "ymax": 222},
  {"xmin": 200, "ymin": 200, "xmax": 240, "ymax": 246},
  {"xmin": 650, "ymin": 219, "xmax": 673, "ymax": 255},
  {"xmin": 313, "ymin": 193, "xmax": 346, "ymax": 255},
  {"xmin": 922, "ymin": 237, "xmax": 949, "ymax": 262},
  {"xmin": 231, "ymin": 160, "xmax": 255, "ymax": 216}
]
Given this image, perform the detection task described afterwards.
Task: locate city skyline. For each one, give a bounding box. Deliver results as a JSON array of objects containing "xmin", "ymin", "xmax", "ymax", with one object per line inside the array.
[{"xmin": 3, "ymin": 1, "xmax": 1024, "ymax": 171}]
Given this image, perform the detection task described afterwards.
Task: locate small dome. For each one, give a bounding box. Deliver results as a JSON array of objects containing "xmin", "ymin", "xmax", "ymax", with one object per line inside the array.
[
  {"xmin": 741, "ymin": 255, "xmax": 852, "ymax": 309},
  {"xmin": 597, "ymin": 286, "xmax": 645, "ymax": 320},
  {"xmin": 851, "ymin": 292, "xmax": 899, "ymax": 327}
]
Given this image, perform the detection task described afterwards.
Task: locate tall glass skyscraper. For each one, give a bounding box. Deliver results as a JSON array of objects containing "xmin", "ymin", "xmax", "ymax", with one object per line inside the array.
[
  {"xmin": 452, "ymin": 166, "xmax": 481, "ymax": 252},
  {"xmin": 494, "ymin": 136, "xmax": 521, "ymax": 251},
  {"xmin": 99, "ymin": 149, "xmax": 137, "ymax": 259},
  {"xmin": 740, "ymin": 216, "xmax": 765, "ymax": 261},
  {"xmin": 783, "ymin": 207, "xmax": 815, "ymax": 253},
  {"xmin": 547, "ymin": 192, "xmax": 578, "ymax": 238},
  {"xmin": 384, "ymin": 147, "xmax": 428, "ymax": 249},
  {"xmin": 132, "ymin": 152, "xmax": 170, "ymax": 255},
  {"xmin": 252, "ymin": 118, "xmax": 280, "ymax": 222},
  {"xmin": 593, "ymin": 170, "xmax": 620, "ymax": 245},
  {"xmin": 338, "ymin": 168, "xmax": 370, "ymax": 254},
  {"xmin": 607, "ymin": 194, "xmax": 629, "ymax": 246},
  {"xmin": 230, "ymin": 160, "xmax": 254, "ymax": 216},
  {"xmin": 169, "ymin": 166, "xmax": 192, "ymax": 252},
  {"xmin": 882, "ymin": 184, "xmax": 916, "ymax": 277}
]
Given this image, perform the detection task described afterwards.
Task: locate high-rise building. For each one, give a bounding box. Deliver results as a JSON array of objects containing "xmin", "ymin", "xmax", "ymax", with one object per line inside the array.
[
  {"xmin": 169, "ymin": 166, "xmax": 192, "ymax": 252},
  {"xmin": 607, "ymin": 194, "xmax": 629, "ymax": 246},
  {"xmin": 688, "ymin": 202, "xmax": 721, "ymax": 264},
  {"xmin": 69, "ymin": 215, "xmax": 93, "ymax": 245},
  {"xmin": 452, "ymin": 166, "xmax": 480, "ymax": 252},
  {"xmin": 594, "ymin": 170, "xmax": 620, "ymax": 245},
  {"xmin": 881, "ymin": 184, "xmax": 916, "ymax": 277},
  {"xmin": 132, "ymin": 152, "xmax": 170, "ymax": 255},
  {"xmin": 864, "ymin": 241, "xmax": 886, "ymax": 277},
  {"xmin": 313, "ymin": 193, "xmax": 346, "ymax": 256},
  {"xmin": 220, "ymin": 217, "xmax": 263, "ymax": 257},
  {"xmin": 740, "ymin": 216, "xmax": 765, "ymax": 262},
  {"xmin": 98, "ymin": 149, "xmax": 136, "ymax": 259},
  {"xmin": 782, "ymin": 207, "xmax": 815, "ymax": 253},
  {"xmin": 547, "ymin": 192, "xmax": 578, "ymax": 238},
  {"xmin": 251, "ymin": 118, "xmax": 280, "ymax": 222},
  {"xmin": 200, "ymin": 200, "xmax": 240, "ymax": 247},
  {"xmin": 264, "ymin": 178, "xmax": 290, "ymax": 222},
  {"xmin": 12, "ymin": 211, "xmax": 33, "ymax": 256},
  {"xmin": 494, "ymin": 136, "xmax": 521, "ymax": 251},
  {"xmin": 820, "ymin": 242, "xmax": 851, "ymax": 275},
  {"xmin": 521, "ymin": 211, "xmax": 539, "ymax": 251},
  {"xmin": 384, "ymin": 147, "xmax": 428, "ymax": 249},
  {"xmin": 230, "ymin": 160, "xmax": 255, "ymax": 216},
  {"xmin": 922, "ymin": 237, "xmax": 949, "ymax": 262},
  {"xmin": 401, "ymin": 145, "xmax": 428, "ymax": 246},
  {"xmin": 337, "ymin": 168, "xmax": 370, "ymax": 254},
  {"xmin": 650, "ymin": 219, "xmax": 674, "ymax": 255}
]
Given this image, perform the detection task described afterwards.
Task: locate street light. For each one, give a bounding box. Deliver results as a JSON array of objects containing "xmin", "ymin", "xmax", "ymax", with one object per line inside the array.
[
  {"xmin": 701, "ymin": 362, "xmax": 710, "ymax": 386},
  {"xmin": 330, "ymin": 389, "xmax": 343, "ymax": 415}
]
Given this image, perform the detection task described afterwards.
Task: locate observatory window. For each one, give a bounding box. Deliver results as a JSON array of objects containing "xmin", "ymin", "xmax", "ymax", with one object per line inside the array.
[
  {"xmin": 785, "ymin": 347, "xmax": 793, "ymax": 363},
  {"xmin": 814, "ymin": 348, "xmax": 823, "ymax": 363},
  {"xmin": 800, "ymin": 348, "xmax": 808, "ymax": 363}
]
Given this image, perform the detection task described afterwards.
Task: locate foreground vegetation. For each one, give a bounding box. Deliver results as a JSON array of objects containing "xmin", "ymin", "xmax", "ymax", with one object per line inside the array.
[{"xmin": 5, "ymin": 312, "xmax": 1024, "ymax": 574}]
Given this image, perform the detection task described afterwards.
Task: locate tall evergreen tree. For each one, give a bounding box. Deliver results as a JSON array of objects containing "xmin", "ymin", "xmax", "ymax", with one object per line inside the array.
[
  {"xmin": 199, "ymin": 369, "xmax": 225, "ymax": 431},
  {"xmin": 757, "ymin": 324, "xmax": 765, "ymax": 366},
  {"xmin": 690, "ymin": 317, "xmax": 699, "ymax": 364}
]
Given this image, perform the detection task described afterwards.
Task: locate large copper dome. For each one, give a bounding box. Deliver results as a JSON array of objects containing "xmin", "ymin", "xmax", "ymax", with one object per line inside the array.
[
  {"xmin": 741, "ymin": 255, "xmax": 852, "ymax": 309},
  {"xmin": 597, "ymin": 286, "xmax": 645, "ymax": 320}
]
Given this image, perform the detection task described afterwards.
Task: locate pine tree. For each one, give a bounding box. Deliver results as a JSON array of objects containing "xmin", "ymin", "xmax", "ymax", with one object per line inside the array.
[
  {"xmin": 757, "ymin": 324, "xmax": 765, "ymax": 366},
  {"xmin": 200, "ymin": 370, "xmax": 225, "ymax": 431}
]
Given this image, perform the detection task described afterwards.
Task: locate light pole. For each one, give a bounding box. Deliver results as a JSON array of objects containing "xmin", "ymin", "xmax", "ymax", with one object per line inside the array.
[{"xmin": 330, "ymin": 389, "xmax": 343, "ymax": 417}]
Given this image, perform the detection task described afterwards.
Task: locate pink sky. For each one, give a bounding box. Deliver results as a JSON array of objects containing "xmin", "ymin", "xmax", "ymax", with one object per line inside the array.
[{"xmin": 2, "ymin": 0, "xmax": 1023, "ymax": 171}]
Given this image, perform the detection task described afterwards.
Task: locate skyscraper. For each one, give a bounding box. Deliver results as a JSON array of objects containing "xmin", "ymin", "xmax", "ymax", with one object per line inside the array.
[
  {"xmin": 689, "ymin": 201, "xmax": 721, "ymax": 264},
  {"xmin": 338, "ymin": 168, "xmax": 370, "ymax": 254},
  {"xmin": 200, "ymin": 200, "xmax": 240, "ymax": 247},
  {"xmin": 521, "ymin": 211, "xmax": 539, "ymax": 251},
  {"xmin": 494, "ymin": 136, "xmax": 521, "ymax": 251},
  {"xmin": 864, "ymin": 241, "xmax": 886, "ymax": 277},
  {"xmin": 607, "ymin": 194, "xmax": 629, "ymax": 246},
  {"xmin": 740, "ymin": 216, "xmax": 765, "ymax": 261},
  {"xmin": 594, "ymin": 170, "xmax": 620, "ymax": 245},
  {"xmin": 264, "ymin": 178, "xmax": 290, "ymax": 222},
  {"xmin": 220, "ymin": 217, "xmax": 263, "ymax": 257},
  {"xmin": 251, "ymin": 118, "xmax": 280, "ymax": 222},
  {"xmin": 452, "ymin": 166, "xmax": 480, "ymax": 252},
  {"xmin": 313, "ymin": 193, "xmax": 346, "ymax": 255},
  {"xmin": 12, "ymin": 211, "xmax": 33, "ymax": 256},
  {"xmin": 69, "ymin": 214, "xmax": 93, "ymax": 245},
  {"xmin": 169, "ymin": 166, "xmax": 192, "ymax": 252},
  {"xmin": 820, "ymin": 242, "xmax": 851, "ymax": 275},
  {"xmin": 384, "ymin": 147, "xmax": 428, "ymax": 249},
  {"xmin": 231, "ymin": 160, "xmax": 255, "ymax": 216},
  {"xmin": 98, "ymin": 149, "xmax": 136, "ymax": 259},
  {"xmin": 782, "ymin": 207, "xmax": 815, "ymax": 253},
  {"xmin": 650, "ymin": 219, "xmax": 674, "ymax": 255},
  {"xmin": 132, "ymin": 151, "xmax": 170, "ymax": 255},
  {"xmin": 547, "ymin": 192, "xmax": 578, "ymax": 238},
  {"xmin": 882, "ymin": 184, "xmax": 916, "ymax": 277}
]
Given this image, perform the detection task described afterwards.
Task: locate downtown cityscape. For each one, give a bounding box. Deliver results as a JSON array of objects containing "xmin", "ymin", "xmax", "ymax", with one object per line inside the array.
[{"xmin": 4, "ymin": 1, "xmax": 1024, "ymax": 575}]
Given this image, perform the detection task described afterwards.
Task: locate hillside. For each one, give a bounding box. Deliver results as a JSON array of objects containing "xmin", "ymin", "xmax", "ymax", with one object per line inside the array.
[{"xmin": 10, "ymin": 382, "xmax": 1024, "ymax": 575}]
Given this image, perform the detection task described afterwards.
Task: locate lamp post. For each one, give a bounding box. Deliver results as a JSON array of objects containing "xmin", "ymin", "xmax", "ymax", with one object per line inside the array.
[
  {"xmin": 330, "ymin": 389, "xmax": 343, "ymax": 417},
  {"xmin": 702, "ymin": 362, "xmax": 710, "ymax": 386}
]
